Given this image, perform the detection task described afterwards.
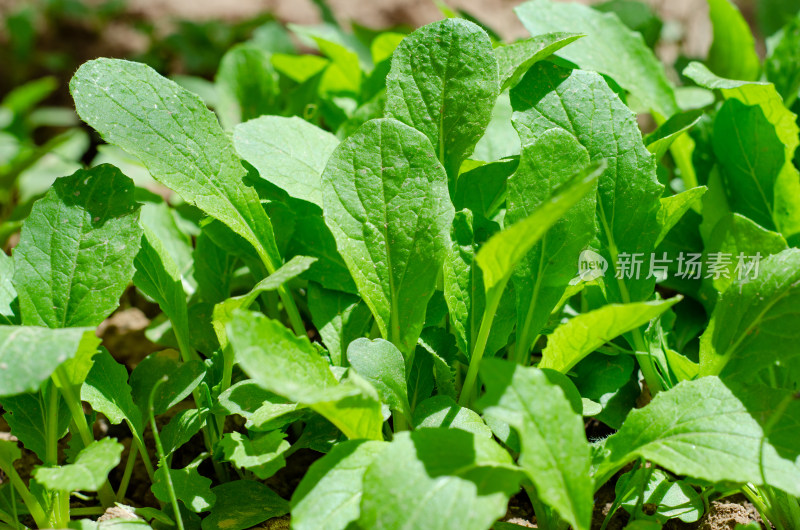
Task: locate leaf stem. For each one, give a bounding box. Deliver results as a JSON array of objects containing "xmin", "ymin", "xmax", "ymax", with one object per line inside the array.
[
  {"xmin": 149, "ymin": 376, "xmax": 185, "ymax": 530},
  {"xmin": 0, "ymin": 452, "xmax": 47, "ymax": 528},
  {"xmin": 52, "ymin": 367, "xmax": 118, "ymax": 507},
  {"xmin": 458, "ymin": 285, "xmax": 504, "ymax": 407}
]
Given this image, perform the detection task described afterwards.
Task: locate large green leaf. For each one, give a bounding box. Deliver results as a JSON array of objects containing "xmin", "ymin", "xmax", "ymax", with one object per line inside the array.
[
  {"xmin": 511, "ymin": 62, "xmax": 663, "ymax": 303},
  {"xmin": 479, "ymin": 359, "xmax": 592, "ymax": 530},
  {"xmin": 712, "ymin": 99, "xmax": 784, "ymax": 231},
  {"xmin": 0, "ymin": 326, "xmax": 91, "ymax": 397},
  {"xmin": 12, "ymin": 165, "xmax": 142, "ymax": 328},
  {"xmin": 229, "ymin": 310, "xmax": 383, "ymax": 440},
  {"xmin": 765, "ymin": 13, "xmax": 800, "ymax": 104},
  {"xmin": 34, "ymin": 438, "xmax": 123, "ymax": 492},
  {"xmin": 506, "ymin": 129, "xmax": 597, "ymax": 358},
  {"xmin": 699, "ymin": 248, "xmax": 800, "ymax": 381},
  {"xmin": 291, "ymin": 440, "xmax": 387, "ymax": 530},
  {"xmin": 321, "ymin": 118, "xmax": 453, "ymax": 354},
  {"xmin": 385, "ymin": 19, "xmax": 499, "ymax": 179},
  {"xmin": 540, "ymin": 298, "xmax": 680, "ymax": 373},
  {"xmin": 515, "ymin": 0, "xmax": 677, "ymax": 116},
  {"xmin": 70, "ymin": 59, "xmax": 282, "ymax": 272},
  {"xmin": 685, "ymin": 62, "xmax": 800, "ymax": 243},
  {"xmin": 594, "ymin": 377, "xmax": 800, "ymax": 497},
  {"xmin": 359, "ymin": 429, "xmax": 520, "ymax": 530},
  {"xmin": 706, "ymin": 0, "xmax": 760, "ymax": 82},
  {"xmin": 234, "ymin": 116, "xmax": 338, "ymax": 209}
]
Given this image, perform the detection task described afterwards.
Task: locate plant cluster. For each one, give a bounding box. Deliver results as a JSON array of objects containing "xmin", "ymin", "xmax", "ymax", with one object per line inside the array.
[{"xmin": 0, "ymin": 0, "xmax": 799, "ymax": 529}]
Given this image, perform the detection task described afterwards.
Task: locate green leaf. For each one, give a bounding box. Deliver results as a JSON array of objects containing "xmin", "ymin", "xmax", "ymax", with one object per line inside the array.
[
  {"xmin": 595, "ymin": 377, "xmax": 800, "ymax": 496},
  {"xmin": 540, "ymin": 298, "xmax": 680, "ymax": 373},
  {"xmin": 506, "ymin": 129, "xmax": 597, "ymax": 357},
  {"xmin": 713, "ymin": 99, "xmax": 785, "ymax": 231},
  {"xmin": 211, "ymin": 255, "xmax": 317, "ymax": 349},
  {"xmin": 453, "ymin": 157, "xmax": 517, "ymax": 219},
  {"xmin": 291, "ymin": 440, "xmax": 387, "ymax": 530},
  {"xmin": 706, "ymin": 0, "xmax": 760, "ymax": 82},
  {"xmin": 215, "ymin": 44, "xmax": 278, "ymax": 129},
  {"xmin": 515, "ymin": 0, "xmax": 677, "ymax": 116},
  {"xmin": 644, "ymin": 110, "xmax": 703, "ymax": 162},
  {"xmin": 511, "ymin": 62, "xmax": 663, "ymax": 303},
  {"xmin": 321, "ymin": 118, "xmax": 454, "ymax": 354},
  {"xmin": 138, "ymin": 198, "xmax": 194, "ymax": 289},
  {"xmin": 617, "ymin": 468, "xmax": 703, "ymax": 524},
  {"xmin": 346, "ymin": 338, "xmax": 410, "ymax": 419},
  {"xmin": 478, "ymin": 358, "xmax": 592, "ymax": 530},
  {"xmin": 152, "ymin": 458, "xmax": 215, "ymax": 513},
  {"xmin": 475, "ymin": 158, "xmax": 604, "ymax": 296},
  {"xmin": 0, "ymin": 326, "xmax": 91, "ymax": 397},
  {"xmin": 133, "ymin": 227, "xmax": 191, "ymax": 357},
  {"xmin": 572, "ymin": 353, "xmax": 638, "ymax": 429},
  {"xmin": 70, "ymin": 59, "xmax": 283, "ymax": 272},
  {"xmin": 385, "ymin": 19, "xmax": 499, "ymax": 179},
  {"xmin": 234, "ymin": 116, "xmax": 339, "ymax": 209},
  {"xmin": 684, "ymin": 62, "xmax": 800, "ymax": 243},
  {"xmin": 129, "ymin": 351, "xmax": 206, "ymax": 417},
  {"xmin": 160, "ymin": 408, "xmax": 207, "ymax": 456},
  {"xmin": 700, "ymin": 248, "xmax": 800, "ymax": 381},
  {"xmin": 765, "ymin": 13, "xmax": 800, "ymax": 104},
  {"xmin": 82, "ymin": 348, "xmax": 143, "ymax": 436},
  {"xmin": 216, "ymin": 381, "xmax": 303, "ymax": 432},
  {"xmin": 307, "ymin": 284, "xmax": 372, "ymax": 366},
  {"xmin": 34, "ymin": 438, "xmax": 123, "ymax": 492},
  {"xmin": 655, "ymin": 186, "xmax": 707, "ymax": 247},
  {"xmin": 1, "ymin": 391, "xmax": 71, "ymax": 462},
  {"xmin": 229, "ymin": 310, "xmax": 383, "ymax": 440},
  {"xmin": 359, "ymin": 429, "xmax": 520, "ymax": 530},
  {"xmin": 495, "ymin": 32, "xmax": 583, "ymax": 91},
  {"xmin": 0, "ymin": 253, "xmax": 16, "ymax": 325},
  {"xmin": 412, "ymin": 395, "xmax": 492, "ymax": 438},
  {"xmin": 201, "ymin": 480, "xmax": 288, "ymax": 530},
  {"xmin": 218, "ymin": 431, "xmax": 289, "ymax": 480},
  {"xmin": 704, "ymin": 213, "xmax": 788, "ymax": 293},
  {"xmin": 12, "ymin": 165, "xmax": 142, "ymax": 328}
]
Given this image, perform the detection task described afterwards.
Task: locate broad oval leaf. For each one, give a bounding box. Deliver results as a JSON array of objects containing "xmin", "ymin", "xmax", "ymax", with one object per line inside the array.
[
  {"xmin": 707, "ymin": 0, "xmax": 760, "ymax": 82},
  {"xmin": 0, "ymin": 326, "xmax": 92, "ymax": 397},
  {"xmin": 515, "ymin": 0, "xmax": 678, "ymax": 116},
  {"xmin": 595, "ymin": 377, "xmax": 800, "ymax": 497},
  {"xmin": 291, "ymin": 440, "xmax": 387, "ymax": 530},
  {"xmin": 321, "ymin": 118, "xmax": 454, "ymax": 354},
  {"xmin": 511, "ymin": 62, "xmax": 663, "ymax": 303},
  {"xmin": 700, "ymin": 248, "xmax": 800, "ymax": 381},
  {"xmin": 478, "ymin": 358, "xmax": 593, "ymax": 530},
  {"xmin": 152, "ymin": 458, "xmax": 216, "ymax": 513},
  {"xmin": 346, "ymin": 338, "xmax": 410, "ymax": 420},
  {"xmin": 201, "ymin": 480, "xmax": 288, "ymax": 530},
  {"xmin": 12, "ymin": 165, "xmax": 142, "ymax": 328},
  {"xmin": 70, "ymin": 58, "xmax": 282, "ymax": 270},
  {"xmin": 359, "ymin": 429, "xmax": 520, "ymax": 530},
  {"xmin": 228, "ymin": 310, "xmax": 383, "ymax": 440},
  {"xmin": 385, "ymin": 18, "xmax": 499, "ymax": 179},
  {"xmin": 234, "ymin": 115, "xmax": 339, "ymax": 209}
]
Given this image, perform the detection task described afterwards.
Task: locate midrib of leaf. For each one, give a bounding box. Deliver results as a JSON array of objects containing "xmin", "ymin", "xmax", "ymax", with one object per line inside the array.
[
  {"xmin": 729, "ymin": 113, "xmax": 775, "ymax": 221},
  {"xmin": 518, "ymin": 234, "xmax": 547, "ymax": 359},
  {"xmin": 91, "ymin": 78, "xmax": 276, "ymax": 273}
]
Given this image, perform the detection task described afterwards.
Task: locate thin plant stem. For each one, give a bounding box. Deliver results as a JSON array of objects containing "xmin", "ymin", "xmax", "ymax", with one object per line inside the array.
[
  {"xmin": 149, "ymin": 376, "xmax": 185, "ymax": 530},
  {"xmin": 459, "ymin": 286, "xmax": 503, "ymax": 407}
]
